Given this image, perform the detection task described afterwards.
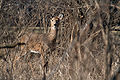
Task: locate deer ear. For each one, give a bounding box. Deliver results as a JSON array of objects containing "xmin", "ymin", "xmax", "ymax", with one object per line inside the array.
[{"xmin": 58, "ymin": 14, "xmax": 63, "ymax": 20}]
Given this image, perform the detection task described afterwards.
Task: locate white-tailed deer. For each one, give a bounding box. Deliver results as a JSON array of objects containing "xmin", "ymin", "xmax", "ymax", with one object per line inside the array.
[{"xmin": 17, "ymin": 14, "xmax": 63, "ymax": 64}]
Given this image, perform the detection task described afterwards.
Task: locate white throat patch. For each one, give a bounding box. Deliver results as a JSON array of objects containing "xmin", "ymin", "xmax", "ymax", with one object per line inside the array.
[{"xmin": 51, "ymin": 26, "xmax": 56, "ymax": 30}]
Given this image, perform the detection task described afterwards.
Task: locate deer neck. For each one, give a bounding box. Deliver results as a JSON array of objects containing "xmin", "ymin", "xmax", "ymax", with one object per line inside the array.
[{"xmin": 48, "ymin": 25, "xmax": 57, "ymax": 41}]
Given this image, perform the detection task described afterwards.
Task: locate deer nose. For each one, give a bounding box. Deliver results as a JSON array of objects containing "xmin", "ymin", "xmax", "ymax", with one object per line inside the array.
[
  {"xmin": 54, "ymin": 20, "xmax": 59, "ymax": 27},
  {"xmin": 56, "ymin": 19, "xmax": 59, "ymax": 23}
]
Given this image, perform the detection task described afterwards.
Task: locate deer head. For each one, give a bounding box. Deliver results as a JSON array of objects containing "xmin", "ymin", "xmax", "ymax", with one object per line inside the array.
[
  {"xmin": 48, "ymin": 14, "xmax": 63, "ymax": 41},
  {"xmin": 50, "ymin": 14, "xmax": 63, "ymax": 28}
]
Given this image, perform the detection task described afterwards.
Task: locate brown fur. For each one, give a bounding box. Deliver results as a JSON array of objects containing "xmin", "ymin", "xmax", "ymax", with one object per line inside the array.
[{"xmin": 18, "ymin": 15, "xmax": 63, "ymax": 65}]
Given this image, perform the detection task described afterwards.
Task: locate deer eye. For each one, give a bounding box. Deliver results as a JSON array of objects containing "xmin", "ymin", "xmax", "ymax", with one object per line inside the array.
[{"xmin": 51, "ymin": 19, "xmax": 54, "ymax": 21}]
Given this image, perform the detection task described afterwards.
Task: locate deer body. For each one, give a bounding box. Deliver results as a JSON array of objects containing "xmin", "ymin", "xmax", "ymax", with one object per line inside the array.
[{"xmin": 19, "ymin": 14, "xmax": 63, "ymax": 59}]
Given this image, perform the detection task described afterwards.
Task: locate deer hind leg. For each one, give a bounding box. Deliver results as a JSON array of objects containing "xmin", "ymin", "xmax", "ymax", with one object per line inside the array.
[{"xmin": 12, "ymin": 47, "xmax": 28, "ymax": 70}]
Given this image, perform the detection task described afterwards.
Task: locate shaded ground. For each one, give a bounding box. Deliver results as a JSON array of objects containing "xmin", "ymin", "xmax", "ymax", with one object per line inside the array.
[{"xmin": 0, "ymin": 0, "xmax": 120, "ymax": 80}]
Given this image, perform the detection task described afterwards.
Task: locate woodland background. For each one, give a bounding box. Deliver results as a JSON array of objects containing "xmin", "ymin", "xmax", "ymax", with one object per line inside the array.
[{"xmin": 0, "ymin": 0, "xmax": 120, "ymax": 80}]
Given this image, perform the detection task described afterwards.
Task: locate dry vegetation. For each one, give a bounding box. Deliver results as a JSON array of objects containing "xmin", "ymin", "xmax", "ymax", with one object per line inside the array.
[{"xmin": 0, "ymin": 0, "xmax": 120, "ymax": 80}]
